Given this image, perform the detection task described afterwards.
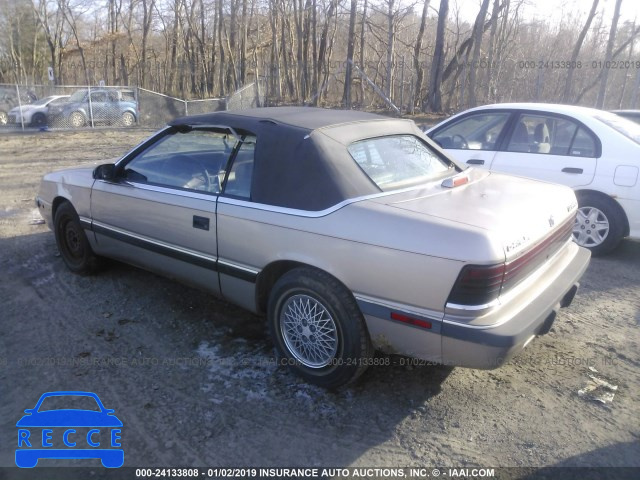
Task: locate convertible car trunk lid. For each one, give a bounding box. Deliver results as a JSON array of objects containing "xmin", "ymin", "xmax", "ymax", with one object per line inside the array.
[{"xmin": 371, "ymin": 169, "xmax": 578, "ymax": 261}]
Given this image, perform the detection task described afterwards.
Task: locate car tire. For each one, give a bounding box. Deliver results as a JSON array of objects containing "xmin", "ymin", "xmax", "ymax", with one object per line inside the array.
[
  {"xmin": 54, "ymin": 202, "xmax": 102, "ymax": 274},
  {"xmin": 573, "ymin": 192, "xmax": 626, "ymax": 256},
  {"xmin": 31, "ymin": 112, "xmax": 46, "ymax": 127},
  {"xmin": 69, "ymin": 111, "xmax": 85, "ymax": 128},
  {"xmin": 120, "ymin": 111, "xmax": 135, "ymax": 127},
  {"xmin": 0, "ymin": 110, "xmax": 7, "ymax": 125},
  {"xmin": 267, "ymin": 267, "xmax": 373, "ymax": 389}
]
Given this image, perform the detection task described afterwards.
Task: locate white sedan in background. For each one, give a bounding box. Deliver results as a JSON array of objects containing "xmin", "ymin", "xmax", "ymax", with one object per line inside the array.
[
  {"xmin": 8, "ymin": 95, "xmax": 69, "ymax": 127},
  {"xmin": 427, "ymin": 103, "xmax": 640, "ymax": 255}
]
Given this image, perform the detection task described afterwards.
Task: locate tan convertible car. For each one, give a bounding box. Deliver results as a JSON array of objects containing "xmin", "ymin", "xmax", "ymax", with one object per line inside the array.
[{"xmin": 36, "ymin": 107, "xmax": 591, "ymax": 388}]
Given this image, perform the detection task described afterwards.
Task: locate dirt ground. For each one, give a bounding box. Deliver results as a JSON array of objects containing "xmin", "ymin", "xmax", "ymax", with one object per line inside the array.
[{"xmin": 0, "ymin": 128, "xmax": 638, "ymax": 478}]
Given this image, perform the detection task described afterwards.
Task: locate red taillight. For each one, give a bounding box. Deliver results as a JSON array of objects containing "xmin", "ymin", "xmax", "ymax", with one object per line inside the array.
[
  {"xmin": 390, "ymin": 312, "xmax": 432, "ymax": 329},
  {"xmin": 447, "ymin": 263, "xmax": 506, "ymax": 306},
  {"xmin": 502, "ymin": 219, "xmax": 573, "ymax": 290},
  {"xmin": 448, "ymin": 218, "xmax": 574, "ymax": 307}
]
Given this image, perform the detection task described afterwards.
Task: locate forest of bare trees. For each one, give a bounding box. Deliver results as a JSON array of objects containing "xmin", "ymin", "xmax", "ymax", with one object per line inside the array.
[{"xmin": 1, "ymin": 0, "xmax": 639, "ymax": 113}]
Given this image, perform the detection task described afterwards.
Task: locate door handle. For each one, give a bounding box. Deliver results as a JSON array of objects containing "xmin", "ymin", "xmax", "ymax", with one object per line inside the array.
[
  {"xmin": 193, "ymin": 215, "xmax": 210, "ymax": 231},
  {"xmin": 467, "ymin": 159, "xmax": 485, "ymax": 165},
  {"xmin": 562, "ymin": 167, "xmax": 583, "ymax": 174}
]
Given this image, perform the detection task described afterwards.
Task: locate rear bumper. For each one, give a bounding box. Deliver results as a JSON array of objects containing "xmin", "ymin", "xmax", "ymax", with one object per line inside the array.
[{"xmin": 440, "ymin": 243, "xmax": 591, "ymax": 368}]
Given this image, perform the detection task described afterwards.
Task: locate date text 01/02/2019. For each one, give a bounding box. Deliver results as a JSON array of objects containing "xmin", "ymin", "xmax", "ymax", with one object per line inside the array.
[
  {"xmin": 134, "ymin": 467, "xmax": 497, "ymax": 478},
  {"xmin": 517, "ymin": 60, "xmax": 640, "ymax": 70}
]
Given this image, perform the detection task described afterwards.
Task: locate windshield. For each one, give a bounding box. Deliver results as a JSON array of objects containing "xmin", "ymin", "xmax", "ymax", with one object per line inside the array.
[
  {"xmin": 69, "ymin": 90, "xmax": 87, "ymax": 102},
  {"xmin": 595, "ymin": 112, "xmax": 640, "ymax": 145},
  {"xmin": 347, "ymin": 135, "xmax": 452, "ymax": 191}
]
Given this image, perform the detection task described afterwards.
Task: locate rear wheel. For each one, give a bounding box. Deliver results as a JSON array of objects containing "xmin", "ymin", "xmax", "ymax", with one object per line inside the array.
[
  {"xmin": 0, "ymin": 110, "xmax": 7, "ymax": 125},
  {"xmin": 268, "ymin": 267, "xmax": 373, "ymax": 389},
  {"xmin": 120, "ymin": 111, "xmax": 135, "ymax": 127},
  {"xmin": 573, "ymin": 192, "xmax": 626, "ymax": 256},
  {"xmin": 54, "ymin": 202, "xmax": 102, "ymax": 274},
  {"xmin": 69, "ymin": 111, "xmax": 85, "ymax": 128}
]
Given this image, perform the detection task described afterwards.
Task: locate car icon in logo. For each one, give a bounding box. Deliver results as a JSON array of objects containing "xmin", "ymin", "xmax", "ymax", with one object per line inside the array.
[{"xmin": 16, "ymin": 391, "xmax": 123, "ymax": 468}]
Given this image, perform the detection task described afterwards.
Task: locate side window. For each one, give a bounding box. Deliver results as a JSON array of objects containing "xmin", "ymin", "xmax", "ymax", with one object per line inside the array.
[
  {"xmin": 569, "ymin": 127, "xmax": 597, "ymax": 157},
  {"xmin": 506, "ymin": 114, "xmax": 595, "ymax": 156},
  {"xmin": 432, "ymin": 113, "xmax": 509, "ymax": 150},
  {"xmin": 90, "ymin": 92, "xmax": 106, "ymax": 102},
  {"xmin": 223, "ymin": 138, "xmax": 256, "ymax": 199},
  {"xmin": 123, "ymin": 129, "xmax": 240, "ymax": 193}
]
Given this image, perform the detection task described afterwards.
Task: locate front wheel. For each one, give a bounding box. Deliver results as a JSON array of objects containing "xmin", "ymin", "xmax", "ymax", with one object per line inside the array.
[
  {"xmin": 54, "ymin": 202, "xmax": 102, "ymax": 274},
  {"xmin": 31, "ymin": 112, "xmax": 46, "ymax": 127},
  {"xmin": 268, "ymin": 267, "xmax": 373, "ymax": 389},
  {"xmin": 0, "ymin": 110, "xmax": 7, "ymax": 125},
  {"xmin": 573, "ymin": 193, "xmax": 626, "ymax": 256}
]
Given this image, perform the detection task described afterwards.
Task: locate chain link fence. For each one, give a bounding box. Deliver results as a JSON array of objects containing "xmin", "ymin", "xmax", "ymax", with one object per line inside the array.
[
  {"xmin": 0, "ymin": 84, "xmax": 139, "ymax": 130},
  {"xmin": 0, "ymin": 84, "xmax": 229, "ymax": 131},
  {"xmin": 226, "ymin": 80, "xmax": 266, "ymax": 111}
]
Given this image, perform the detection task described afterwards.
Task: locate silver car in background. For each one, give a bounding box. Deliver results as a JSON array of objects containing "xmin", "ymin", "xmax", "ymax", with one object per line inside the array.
[
  {"xmin": 8, "ymin": 95, "xmax": 70, "ymax": 127},
  {"xmin": 36, "ymin": 107, "xmax": 590, "ymax": 388}
]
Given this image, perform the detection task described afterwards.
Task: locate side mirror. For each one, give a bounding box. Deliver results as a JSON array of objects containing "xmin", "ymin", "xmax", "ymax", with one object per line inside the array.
[{"xmin": 93, "ymin": 163, "xmax": 116, "ymax": 181}]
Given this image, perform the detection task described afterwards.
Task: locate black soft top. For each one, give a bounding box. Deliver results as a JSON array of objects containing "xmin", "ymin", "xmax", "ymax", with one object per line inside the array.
[{"xmin": 169, "ymin": 107, "xmax": 425, "ymax": 211}]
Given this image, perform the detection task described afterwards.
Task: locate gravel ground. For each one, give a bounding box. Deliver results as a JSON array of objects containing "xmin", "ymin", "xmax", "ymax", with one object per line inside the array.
[{"xmin": 0, "ymin": 129, "xmax": 638, "ymax": 479}]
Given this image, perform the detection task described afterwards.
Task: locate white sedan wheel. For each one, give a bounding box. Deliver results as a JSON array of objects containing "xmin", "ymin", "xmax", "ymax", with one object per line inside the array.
[{"xmin": 573, "ymin": 206, "xmax": 609, "ymax": 247}]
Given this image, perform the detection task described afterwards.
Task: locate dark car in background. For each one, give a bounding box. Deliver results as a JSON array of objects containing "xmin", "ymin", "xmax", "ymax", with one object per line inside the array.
[{"xmin": 48, "ymin": 88, "xmax": 138, "ymax": 128}]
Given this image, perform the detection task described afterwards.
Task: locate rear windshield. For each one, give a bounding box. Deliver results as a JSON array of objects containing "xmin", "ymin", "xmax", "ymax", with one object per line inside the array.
[
  {"xmin": 595, "ymin": 113, "xmax": 640, "ymax": 145},
  {"xmin": 348, "ymin": 135, "xmax": 451, "ymax": 191}
]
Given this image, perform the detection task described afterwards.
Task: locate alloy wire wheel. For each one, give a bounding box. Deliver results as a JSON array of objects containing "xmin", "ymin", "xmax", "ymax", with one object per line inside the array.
[
  {"xmin": 573, "ymin": 206, "xmax": 609, "ymax": 248},
  {"xmin": 280, "ymin": 294, "xmax": 338, "ymax": 368},
  {"xmin": 268, "ymin": 267, "xmax": 373, "ymax": 388},
  {"xmin": 0, "ymin": 111, "xmax": 7, "ymax": 125}
]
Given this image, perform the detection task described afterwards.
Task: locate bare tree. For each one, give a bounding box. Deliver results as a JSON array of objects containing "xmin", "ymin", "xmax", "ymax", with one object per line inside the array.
[
  {"xmin": 562, "ymin": 0, "xmax": 599, "ymax": 103},
  {"xmin": 481, "ymin": 0, "xmax": 502, "ymax": 102},
  {"xmin": 412, "ymin": 0, "xmax": 430, "ymax": 109},
  {"xmin": 596, "ymin": 0, "xmax": 622, "ymax": 108},
  {"xmin": 467, "ymin": 0, "xmax": 491, "ymax": 107},
  {"xmin": 426, "ymin": 0, "xmax": 448, "ymax": 112},
  {"xmin": 343, "ymin": 0, "xmax": 357, "ymax": 107},
  {"xmin": 141, "ymin": 0, "xmax": 156, "ymax": 89},
  {"xmin": 33, "ymin": 0, "xmax": 66, "ymax": 84},
  {"xmin": 358, "ymin": 0, "xmax": 368, "ymax": 105},
  {"xmin": 58, "ymin": 0, "xmax": 90, "ymax": 84}
]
